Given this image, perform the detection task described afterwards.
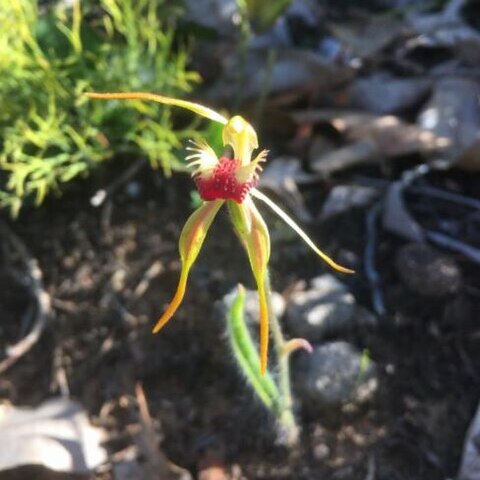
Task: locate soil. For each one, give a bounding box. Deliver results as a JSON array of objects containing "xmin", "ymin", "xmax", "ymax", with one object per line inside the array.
[{"xmin": 1, "ymin": 159, "xmax": 479, "ymax": 480}]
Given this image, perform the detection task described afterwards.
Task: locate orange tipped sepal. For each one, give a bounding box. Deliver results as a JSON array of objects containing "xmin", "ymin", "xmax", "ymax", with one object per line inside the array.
[
  {"xmin": 152, "ymin": 269, "xmax": 188, "ymax": 333},
  {"xmin": 251, "ymin": 188, "xmax": 355, "ymax": 274},
  {"xmin": 152, "ymin": 199, "xmax": 224, "ymax": 333},
  {"xmin": 84, "ymin": 91, "xmax": 228, "ymax": 125},
  {"xmin": 228, "ymin": 197, "xmax": 271, "ymax": 374}
]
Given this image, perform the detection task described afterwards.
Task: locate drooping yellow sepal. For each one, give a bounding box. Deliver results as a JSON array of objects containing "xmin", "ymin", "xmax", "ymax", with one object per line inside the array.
[
  {"xmin": 228, "ymin": 197, "xmax": 271, "ymax": 374},
  {"xmin": 251, "ymin": 188, "xmax": 354, "ymax": 274},
  {"xmin": 153, "ymin": 199, "xmax": 224, "ymax": 333},
  {"xmin": 84, "ymin": 92, "xmax": 229, "ymax": 125}
]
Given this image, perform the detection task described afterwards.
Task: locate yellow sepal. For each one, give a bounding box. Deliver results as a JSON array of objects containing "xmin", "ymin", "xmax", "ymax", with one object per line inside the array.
[
  {"xmin": 251, "ymin": 188, "xmax": 354, "ymax": 274},
  {"xmin": 153, "ymin": 200, "xmax": 224, "ymax": 333},
  {"xmin": 85, "ymin": 92, "xmax": 228, "ymax": 125},
  {"xmin": 228, "ymin": 197, "xmax": 271, "ymax": 374}
]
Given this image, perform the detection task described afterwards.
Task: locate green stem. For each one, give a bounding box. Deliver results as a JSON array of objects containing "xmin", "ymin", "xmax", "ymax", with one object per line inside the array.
[
  {"xmin": 253, "ymin": 48, "xmax": 276, "ymax": 126},
  {"xmin": 234, "ymin": 0, "xmax": 252, "ymax": 110},
  {"xmin": 227, "ymin": 285, "xmax": 281, "ymax": 411},
  {"xmin": 264, "ymin": 273, "xmax": 299, "ymax": 446}
]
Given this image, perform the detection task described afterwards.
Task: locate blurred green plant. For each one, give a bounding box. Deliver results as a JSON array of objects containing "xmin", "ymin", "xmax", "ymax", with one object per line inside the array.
[
  {"xmin": 0, "ymin": 0, "xmax": 200, "ymax": 216},
  {"xmin": 233, "ymin": 0, "xmax": 285, "ymax": 120},
  {"xmin": 237, "ymin": 0, "xmax": 292, "ymax": 33}
]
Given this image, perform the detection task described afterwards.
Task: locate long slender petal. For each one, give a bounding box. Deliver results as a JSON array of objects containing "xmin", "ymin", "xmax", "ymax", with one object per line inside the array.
[
  {"xmin": 85, "ymin": 92, "xmax": 228, "ymax": 125},
  {"xmin": 153, "ymin": 199, "xmax": 224, "ymax": 333},
  {"xmin": 251, "ymin": 188, "xmax": 354, "ymax": 274},
  {"xmin": 228, "ymin": 197, "xmax": 271, "ymax": 374}
]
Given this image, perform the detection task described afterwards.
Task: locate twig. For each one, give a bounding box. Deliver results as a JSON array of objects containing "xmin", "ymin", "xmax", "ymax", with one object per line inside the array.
[
  {"xmin": 130, "ymin": 260, "xmax": 164, "ymax": 303},
  {"xmin": 233, "ymin": 0, "xmax": 252, "ymax": 111},
  {"xmin": 52, "ymin": 346, "xmax": 70, "ymax": 397},
  {"xmin": 409, "ymin": 185, "xmax": 480, "ymax": 210},
  {"xmin": 364, "ymin": 454, "xmax": 376, "ymax": 480},
  {"xmin": 455, "ymin": 338, "xmax": 479, "ymax": 382},
  {"xmin": 311, "ymin": 140, "xmax": 380, "ymax": 177},
  {"xmin": 135, "ymin": 383, "xmax": 192, "ymax": 480},
  {"xmin": 364, "ymin": 203, "xmax": 386, "ymax": 316},
  {"xmin": 355, "ymin": 174, "xmax": 480, "ymax": 211},
  {"xmin": 254, "ymin": 48, "xmax": 277, "ymax": 126},
  {"xmin": 90, "ymin": 157, "xmax": 148, "ymax": 207},
  {"xmin": 425, "ymin": 230, "xmax": 480, "ymax": 265},
  {"xmin": 135, "ymin": 382, "xmax": 163, "ymax": 476},
  {"xmin": 0, "ymin": 221, "xmax": 51, "ymax": 374}
]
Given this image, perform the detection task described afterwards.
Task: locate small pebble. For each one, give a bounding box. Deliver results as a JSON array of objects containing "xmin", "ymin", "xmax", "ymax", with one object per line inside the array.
[
  {"xmin": 313, "ymin": 443, "xmax": 330, "ymax": 461},
  {"xmin": 294, "ymin": 341, "xmax": 378, "ymax": 412},
  {"xmin": 395, "ymin": 243, "xmax": 462, "ymax": 297},
  {"xmin": 320, "ymin": 185, "xmax": 379, "ymax": 221},
  {"xmin": 285, "ymin": 274, "xmax": 375, "ymax": 342},
  {"xmin": 220, "ymin": 287, "xmax": 286, "ymax": 326}
]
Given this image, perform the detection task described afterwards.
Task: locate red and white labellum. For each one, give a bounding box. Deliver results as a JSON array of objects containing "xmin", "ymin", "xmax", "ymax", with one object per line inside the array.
[{"xmin": 194, "ymin": 157, "xmax": 257, "ymax": 203}]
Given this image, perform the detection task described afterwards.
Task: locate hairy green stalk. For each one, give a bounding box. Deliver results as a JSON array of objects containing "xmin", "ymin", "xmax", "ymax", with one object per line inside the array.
[
  {"xmin": 227, "ymin": 282, "xmax": 299, "ymax": 445},
  {"xmin": 263, "ymin": 275, "xmax": 299, "ymax": 445},
  {"xmin": 227, "ymin": 285, "xmax": 281, "ymax": 409}
]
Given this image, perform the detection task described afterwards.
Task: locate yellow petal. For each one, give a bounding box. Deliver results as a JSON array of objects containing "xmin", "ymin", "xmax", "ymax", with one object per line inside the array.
[
  {"xmin": 251, "ymin": 188, "xmax": 355, "ymax": 274},
  {"xmin": 223, "ymin": 115, "xmax": 258, "ymax": 166},
  {"xmin": 153, "ymin": 199, "xmax": 224, "ymax": 333},
  {"xmin": 84, "ymin": 92, "xmax": 228, "ymax": 125},
  {"xmin": 228, "ymin": 197, "xmax": 271, "ymax": 374}
]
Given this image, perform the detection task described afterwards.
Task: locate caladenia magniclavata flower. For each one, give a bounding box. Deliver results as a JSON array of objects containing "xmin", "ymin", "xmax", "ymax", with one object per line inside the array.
[{"xmin": 85, "ymin": 92, "xmax": 354, "ymax": 374}]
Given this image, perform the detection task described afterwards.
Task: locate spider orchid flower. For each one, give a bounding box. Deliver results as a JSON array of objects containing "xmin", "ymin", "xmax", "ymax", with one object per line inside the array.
[{"xmin": 85, "ymin": 92, "xmax": 354, "ymax": 374}]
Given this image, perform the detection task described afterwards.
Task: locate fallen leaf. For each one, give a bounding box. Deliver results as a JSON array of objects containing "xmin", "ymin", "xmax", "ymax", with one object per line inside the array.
[{"xmin": 0, "ymin": 398, "xmax": 107, "ymax": 475}]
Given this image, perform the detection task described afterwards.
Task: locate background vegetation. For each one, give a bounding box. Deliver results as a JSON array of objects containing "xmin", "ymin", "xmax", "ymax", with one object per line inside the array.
[{"xmin": 0, "ymin": 0, "xmax": 199, "ymax": 216}]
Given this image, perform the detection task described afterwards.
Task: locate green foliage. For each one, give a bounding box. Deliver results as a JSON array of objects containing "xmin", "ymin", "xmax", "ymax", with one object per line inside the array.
[
  {"xmin": 0, "ymin": 0, "xmax": 200, "ymax": 216},
  {"xmin": 239, "ymin": 0, "xmax": 292, "ymax": 32}
]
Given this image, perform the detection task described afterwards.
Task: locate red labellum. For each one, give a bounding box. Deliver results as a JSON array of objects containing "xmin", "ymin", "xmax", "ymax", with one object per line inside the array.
[{"xmin": 194, "ymin": 157, "xmax": 256, "ymax": 204}]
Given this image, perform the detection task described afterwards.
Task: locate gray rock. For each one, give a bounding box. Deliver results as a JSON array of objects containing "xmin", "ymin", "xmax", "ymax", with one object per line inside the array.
[
  {"xmin": 295, "ymin": 341, "xmax": 378, "ymax": 411},
  {"xmin": 320, "ymin": 185, "xmax": 379, "ymax": 221},
  {"xmin": 184, "ymin": 0, "xmax": 238, "ymax": 36},
  {"xmin": 310, "ymin": 273, "xmax": 349, "ymax": 296},
  {"xmin": 417, "ymin": 78, "xmax": 480, "ymax": 167},
  {"xmin": 408, "ymin": 3, "xmax": 480, "ymax": 51},
  {"xmin": 350, "ymin": 74, "xmax": 431, "ymax": 115},
  {"xmin": 457, "ymin": 401, "xmax": 480, "ymax": 480},
  {"xmin": 286, "ymin": 274, "xmax": 375, "ymax": 342},
  {"xmin": 208, "ymin": 48, "xmax": 354, "ymax": 103},
  {"xmin": 259, "ymin": 156, "xmax": 313, "ymax": 224},
  {"xmin": 329, "ymin": 14, "xmax": 404, "ymax": 59},
  {"xmin": 221, "ymin": 287, "xmax": 286, "ymax": 326},
  {"xmin": 395, "ymin": 243, "xmax": 462, "ymax": 297}
]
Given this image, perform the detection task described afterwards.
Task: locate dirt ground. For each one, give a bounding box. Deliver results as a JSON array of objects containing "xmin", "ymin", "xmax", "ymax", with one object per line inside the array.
[{"xmin": 1, "ymin": 160, "xmax": 479, "ymax": 479}]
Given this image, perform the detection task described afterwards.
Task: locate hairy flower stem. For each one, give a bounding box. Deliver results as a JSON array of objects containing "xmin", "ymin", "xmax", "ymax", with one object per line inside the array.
[{"xmin": 264, "ymin": 274, "xmax": 299, "ymax": 446}]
